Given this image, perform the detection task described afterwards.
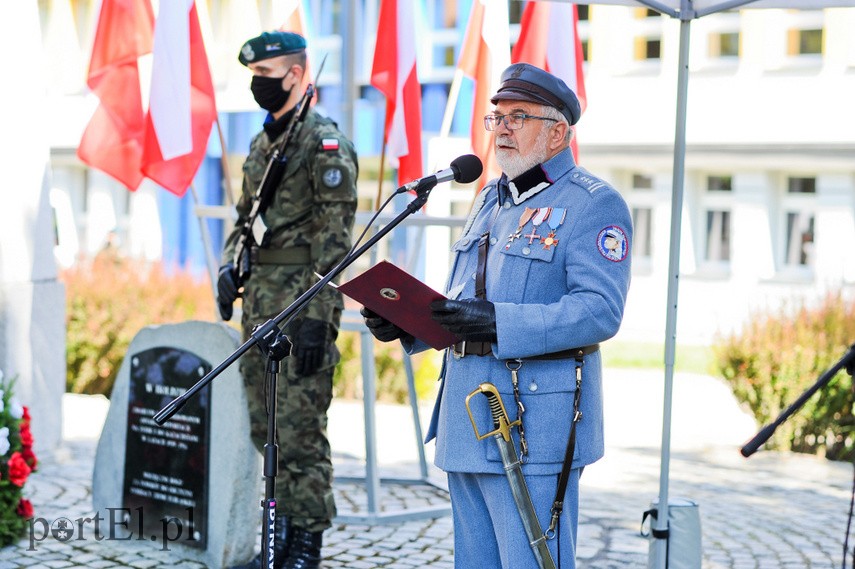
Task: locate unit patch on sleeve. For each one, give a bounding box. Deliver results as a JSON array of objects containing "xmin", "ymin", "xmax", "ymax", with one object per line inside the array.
[
  {"xmin": 322, "ymin": 167, "xmax": 344, "ymax": 188},
  {"xmin": 597, "ymin": 225, "xmax": 629, "ymax": 262}
]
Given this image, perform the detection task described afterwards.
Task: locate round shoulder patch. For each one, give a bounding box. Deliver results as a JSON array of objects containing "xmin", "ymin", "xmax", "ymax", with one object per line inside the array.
[
  {"xmin": 597, "ymin": 225, "xmax": 629, "ymax": 262},
  {"xmin": 322, "ymin": 167, "xmax": 343, "ymax": 188}
]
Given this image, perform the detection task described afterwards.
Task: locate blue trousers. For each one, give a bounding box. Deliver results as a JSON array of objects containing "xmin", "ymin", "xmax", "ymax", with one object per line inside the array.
[{"xmin": 448, "ymin": 469, "xmax": 581, "ymax": 569}]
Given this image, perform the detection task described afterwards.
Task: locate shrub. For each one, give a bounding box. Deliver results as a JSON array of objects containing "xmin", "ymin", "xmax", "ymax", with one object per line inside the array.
[
  {"xmin": 60, "ymin": 250, "xmax": 216, "ymax": 396},
  {"xmin": 334, "ymin": 331, "xmax": 441, "ymax": 404},
  {"xmin": 713, "ymin": 292, "xmax": 855, "ymax": 460},
  {"xmin": 61, "ymin": 249, "xmax": 441, "ymax": 404}
]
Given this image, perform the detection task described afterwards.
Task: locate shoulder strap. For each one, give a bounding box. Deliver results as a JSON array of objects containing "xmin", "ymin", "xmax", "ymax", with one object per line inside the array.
[{"xmin": 547, "ymin": 352, "xmax": 585, "ymax": 538}]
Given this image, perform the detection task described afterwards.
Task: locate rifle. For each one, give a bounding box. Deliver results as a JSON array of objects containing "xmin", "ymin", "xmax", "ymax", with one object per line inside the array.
[{"xmin": 225, "ymin": 56, "xmax": 328, "ymax": 313}]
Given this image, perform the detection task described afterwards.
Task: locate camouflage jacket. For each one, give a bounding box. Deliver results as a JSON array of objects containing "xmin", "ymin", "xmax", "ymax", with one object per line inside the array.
[{"xmin": 222, "ymin": 109, "xmax": 358, "ymax": 325}]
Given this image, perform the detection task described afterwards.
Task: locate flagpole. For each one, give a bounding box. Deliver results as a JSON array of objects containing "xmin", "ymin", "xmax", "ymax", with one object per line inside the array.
[
  {"xmin": 375, "ymin": 141, "xmax": 388, "ymax": 211},
  {"xmin": 374, "ymin": 98, "xmax": 389, "ymax": 211},
  {"xmin": 439, "ymin": 68, "xmax": 464, "ymax": 142},
  {"xmin": 215, "ymin": 118, "xmax": 234, "ymax": 207},
  {"xmin": 189, "ymin": 183, "xmax": 222, "ymax": 307}
]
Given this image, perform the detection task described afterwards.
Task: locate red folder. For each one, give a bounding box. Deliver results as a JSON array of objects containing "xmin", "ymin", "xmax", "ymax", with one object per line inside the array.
[{"xmin": 338, "ymin": 261, "xmax": 459, "ymax": 350}]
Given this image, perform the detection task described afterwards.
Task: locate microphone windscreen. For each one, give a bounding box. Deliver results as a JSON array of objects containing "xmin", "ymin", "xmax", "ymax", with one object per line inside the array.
[{"xmin": 450, "ymin": 154, "xmax": 483, "ymax": 184}]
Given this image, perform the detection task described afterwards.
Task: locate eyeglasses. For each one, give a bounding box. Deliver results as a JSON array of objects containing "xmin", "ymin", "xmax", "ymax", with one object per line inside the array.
[{"xmin": 483, "ymin": 113, "xmax": 558, "ymax": 131}]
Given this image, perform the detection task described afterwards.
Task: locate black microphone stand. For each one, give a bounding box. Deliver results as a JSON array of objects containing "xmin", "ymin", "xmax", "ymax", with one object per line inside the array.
[
  {"xmin": 154, "ymin": 179, "xmax": 440, "ymax": 567},
  {"xmin": 741, "ymin": 343, "xmax": 855, "ymax": 458}
]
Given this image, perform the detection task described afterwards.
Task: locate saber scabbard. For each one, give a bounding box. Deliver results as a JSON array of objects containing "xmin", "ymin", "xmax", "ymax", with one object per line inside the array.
[{"xmin": 466, "ymin": 383, "xmax": 557, "ymax": 569}]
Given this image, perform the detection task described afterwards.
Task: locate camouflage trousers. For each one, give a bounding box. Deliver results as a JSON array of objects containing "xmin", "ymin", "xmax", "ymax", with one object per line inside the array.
[{"xmin": 239, "ymin": 337, "xmax": 337, "ymax": 533}]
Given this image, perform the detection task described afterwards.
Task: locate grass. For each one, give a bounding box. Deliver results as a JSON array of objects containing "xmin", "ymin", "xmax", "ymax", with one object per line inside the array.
[{"xmin": 601, "ymin": 341, "xmax": 715, "ymax": 376}]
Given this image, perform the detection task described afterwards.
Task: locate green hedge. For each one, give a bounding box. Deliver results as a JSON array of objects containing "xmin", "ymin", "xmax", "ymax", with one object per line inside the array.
[
  {"xmin": 713, "ymin": 292, "xmax": 855, "ymax": 460},
  {"xmin": 61, "ymin": 250, "xmax": 216, "ymax": 395},
  {"xmin": 61, "ymin": 250, "xmax": 441, "ymax": 404}
]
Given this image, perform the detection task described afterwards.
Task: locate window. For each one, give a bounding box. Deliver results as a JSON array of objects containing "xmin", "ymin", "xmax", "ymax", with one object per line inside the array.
[
  {"xmin": 632, "ymin": 207, "xmax": 653, "ymax": 258},
  {"xmin": 787, "ymin": 28, "xmax": 823, "ymax": 56},
  {"xmin": 633, "ymin": 174, "xmax": 654, "ymax": 190},
  {"xmin": 784, "ymin": 10, "xmax": 824, "ymax": 59},
  {"xmin": 699, "ymin": 175, "xmax": 733, "ymax": 268},
  {"xmin": 707, "ymin": 176, "xmax": 732, "ymax": 192},
  {"xmin": 788, "ymin": 177, "xmax": 816, "ymax": 194},
  {"xmin": 627, "ymin": 173, "xmax": 656, "ymax": 266},
  {"xmin": 705, "ymin": 210, "xmax": 731, "ymax": 262},
  {"xmin": 784, "ymin": 212, "xmax": 814, "ymax": 266},
  {"xmin": 635, "ymin": 38, "xmax": 662, "ymax": 60},
  {"xmin": 709, "ymin": 32, "xmax": 740, "ymax": 58},
  {"xmin": 632, "ymin": 8, "xmax": 663, "ymax": 62},
  {"xmin": 780, "ymin": 176, "xmax": 817, "ymax": 270}
]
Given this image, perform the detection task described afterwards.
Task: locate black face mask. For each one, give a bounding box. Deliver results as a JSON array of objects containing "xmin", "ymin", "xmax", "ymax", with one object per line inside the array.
[{"xmin": 250, "ymin": 74, "xmax": 292, "ymax": 112}]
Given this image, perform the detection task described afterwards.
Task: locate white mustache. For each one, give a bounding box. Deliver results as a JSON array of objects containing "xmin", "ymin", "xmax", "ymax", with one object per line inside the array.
[{"xmin": 496, "ymin": 136, "xmax": 516, "ymax": 149}]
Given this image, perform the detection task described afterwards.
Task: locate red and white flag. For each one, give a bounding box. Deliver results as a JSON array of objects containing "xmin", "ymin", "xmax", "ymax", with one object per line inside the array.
[
  {"xmin": 77, "ymin": 0, "xmax": 154, "ymax": 191},
  {"xmin": 370, "ymin": 0, "xmax": 423, "ymax": 185},
  {"xmin": 141, "ymin": 0, "xmax": 217, "ymax": 197},
  {"xmin": 512, "ymin": 2, "xmax": 587, "ymax": 161},
  {"xmin": 457, "ymin": 0, "xmax": 510, "ymax": 188}
]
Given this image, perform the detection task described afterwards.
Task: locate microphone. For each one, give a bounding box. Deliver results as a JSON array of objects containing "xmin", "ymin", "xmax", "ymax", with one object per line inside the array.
[{"xmin": 397, "ymin": 154, "xmax": 484, "ymax": 194}]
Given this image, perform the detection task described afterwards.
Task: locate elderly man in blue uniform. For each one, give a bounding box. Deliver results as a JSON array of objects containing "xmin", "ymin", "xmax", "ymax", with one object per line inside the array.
[{"xmin": 362, "ymin": 63, "xmax": 632, "ymax": 568}]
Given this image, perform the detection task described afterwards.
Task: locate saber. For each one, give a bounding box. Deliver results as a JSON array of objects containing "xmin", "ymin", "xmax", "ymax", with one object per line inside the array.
[{"xmin": 466, "ymin": 383, "xmax": 556, "ymax": 569}]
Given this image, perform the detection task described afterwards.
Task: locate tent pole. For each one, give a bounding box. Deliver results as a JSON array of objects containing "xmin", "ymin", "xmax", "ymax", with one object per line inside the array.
[{"xmin": 652, "ymin": 5, "xmax": 692, "ymax": 569}]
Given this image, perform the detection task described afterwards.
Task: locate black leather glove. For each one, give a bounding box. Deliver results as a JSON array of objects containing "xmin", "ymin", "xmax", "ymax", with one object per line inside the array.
[
  {"xmin": 292, "ymin": 318, "xmax": 328, "ymax": 375},
  {"xmin": 360, "ymin": 307, "xmax": 412, "ymax": 343},
  {"xmin": 216, "ymin": 263, "xmax": 239, "ymax": 321},
  {"xmin": 430, "ymin": 298, "xmax": 497, "ymax": 343}
]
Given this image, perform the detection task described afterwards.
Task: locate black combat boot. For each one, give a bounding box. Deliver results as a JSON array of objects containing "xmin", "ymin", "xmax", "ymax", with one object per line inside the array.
[
  {"xmin": 229, "ymin": 514, "xmax": 291, "ymax": 569},
  {"xmin": 282, "ymin": 527, "xmax": 323, "ymax": 569}
]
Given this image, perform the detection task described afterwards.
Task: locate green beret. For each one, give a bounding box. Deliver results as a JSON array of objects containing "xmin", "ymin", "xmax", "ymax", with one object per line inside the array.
[{"xmin": 238, "ymin": 31, "xmax": 306, "ymax": 66}]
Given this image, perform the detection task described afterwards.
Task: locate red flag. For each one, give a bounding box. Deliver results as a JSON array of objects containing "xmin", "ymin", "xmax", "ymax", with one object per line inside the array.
[
  {"xmin": 512, "ymin": 2, "xmax": 587, "ymax": 161},
  {"xmin": 370, "ymin": 0, "xmax": 423, "ymax": 185},
  {"xmin": 457, "ymin": 0, "xmax": 510, "ymax": 189},
  {"xmin": 141, "ymin": 0, "xmax": 217, "ymax": 197},
  {"xmin": 77, "ymin": 0, "xmax": 154, "ymax": 191}
]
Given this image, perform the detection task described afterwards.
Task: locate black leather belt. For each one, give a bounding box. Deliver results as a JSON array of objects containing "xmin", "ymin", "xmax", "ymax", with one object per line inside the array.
[{"xmin": 452, "ymin": 341, "xmax": 599, "ymax": 360}]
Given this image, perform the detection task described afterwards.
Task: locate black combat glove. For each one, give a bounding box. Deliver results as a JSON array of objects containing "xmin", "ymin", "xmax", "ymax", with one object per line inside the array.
[
  {"xmin": 360, "ymin": 307, "xmax": 412, "ymax": 343},
  {"xmin": 217, "ymin": 263, "xmax": 239, "ymax": 321},
  {"xmin": 430, "ymin": 298, "xmax": 497, "ymax": 343},
  {"xmin": 292, "ymin": 318, "xmax": 328, "ymax": 375}
]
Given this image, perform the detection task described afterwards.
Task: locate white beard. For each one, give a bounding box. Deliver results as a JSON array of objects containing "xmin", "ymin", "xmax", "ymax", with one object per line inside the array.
[{"xmin": 495, "ymin": 128, "xmax": 550, "ymax": 180}]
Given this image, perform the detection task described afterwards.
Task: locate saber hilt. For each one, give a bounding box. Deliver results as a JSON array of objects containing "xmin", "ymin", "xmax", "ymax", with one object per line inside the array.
[{"xmin": 465, "ymin": 383, "xmax": 520, "ymax": 442}]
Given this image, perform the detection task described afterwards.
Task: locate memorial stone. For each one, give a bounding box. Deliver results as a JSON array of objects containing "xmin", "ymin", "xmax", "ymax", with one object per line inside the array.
[{"xmin": 94, "ymin": 321, "xmax": 260, "ymax": 567}]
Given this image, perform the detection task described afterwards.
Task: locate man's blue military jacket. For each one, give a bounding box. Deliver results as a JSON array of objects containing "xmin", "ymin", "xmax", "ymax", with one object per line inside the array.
[{"xmin": 415, "ymin": 147, "xmax": 633, "ymax": 476}]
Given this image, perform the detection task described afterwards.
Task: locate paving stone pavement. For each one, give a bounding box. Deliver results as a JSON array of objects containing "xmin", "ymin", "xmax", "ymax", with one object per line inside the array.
[{"xmin": 1, "ymin": 369, "xmax": 852, "ymax": 568}]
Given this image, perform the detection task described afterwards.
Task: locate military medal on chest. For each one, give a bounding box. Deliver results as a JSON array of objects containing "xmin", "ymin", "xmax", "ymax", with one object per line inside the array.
[
  {"xmin": 540, "ymin": 208, "xmax": 566, "ymax": 250},
  {"xmin": 524, "ymin": 207, "xmax": 551, "ymax": 245},
  {"xmin": 505, "ymin": 207, "xmax": 538, "ymax": 249}
]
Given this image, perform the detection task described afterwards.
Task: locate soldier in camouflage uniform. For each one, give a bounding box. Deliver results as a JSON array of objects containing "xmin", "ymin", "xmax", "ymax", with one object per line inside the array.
[{"xmin": 218, "ymin": 31, "xmax": 357, "ymax": 569}]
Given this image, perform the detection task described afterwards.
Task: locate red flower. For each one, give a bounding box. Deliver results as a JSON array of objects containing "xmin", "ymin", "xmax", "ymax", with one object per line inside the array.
[
  {"xmin": 7, "ymin": 452, "xmax": 32, "ymax": 487},
  {"xmin": 19, "ymin": 423, "xmax": 33, "ymax": 447},
  {"xmin": 21, "ymin": 446, "xmax": 38, "ymax": 470},
  {"xmin": 16, "ymin": 498, "xmax": 33, "ymax": 519},
  {"xmin": 22, "ymin": 406, "xmax": 31, "ymax": 424}
]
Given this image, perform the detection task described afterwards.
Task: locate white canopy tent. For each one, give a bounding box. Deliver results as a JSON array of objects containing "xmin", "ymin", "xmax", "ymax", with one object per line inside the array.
[{"xmin": 533, "ymin": 0, "xmax": 855, "ymax": 566}]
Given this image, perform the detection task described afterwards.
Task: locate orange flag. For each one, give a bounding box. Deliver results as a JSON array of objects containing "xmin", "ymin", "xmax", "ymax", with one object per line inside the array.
[
  {"xmin": 77, "ymin": 0, "xmax": 154, "ymax": 190},
  {"xmin": 512, "ymin": 2, "xmax": 587, "ymax": 161},
  {"xmin": 457, "ymin": 0, "xmax": 510, "ymax": 189}
]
